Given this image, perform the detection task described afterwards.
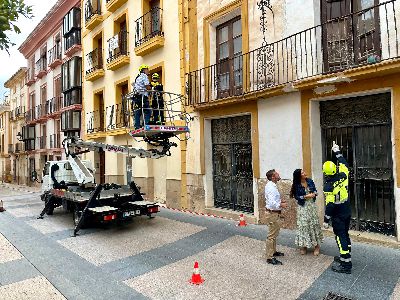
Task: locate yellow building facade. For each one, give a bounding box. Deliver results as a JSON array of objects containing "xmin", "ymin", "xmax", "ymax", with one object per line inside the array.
[{"xmin": 82, "ymin": 0, "xmax": 185, "ymax": 205}]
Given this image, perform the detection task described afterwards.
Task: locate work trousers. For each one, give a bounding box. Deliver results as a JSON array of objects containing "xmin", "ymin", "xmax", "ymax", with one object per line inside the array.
[
  {"xmin": 265, "ymin": 211, "xmax": 282, "ymax": 259},
  {"xmin": 133, "ymin": 95, "xmax": 151, "ymax": 129},
  {"xmin": 332, "ymin": 214, "xmax": 352, "ymax": 268}
]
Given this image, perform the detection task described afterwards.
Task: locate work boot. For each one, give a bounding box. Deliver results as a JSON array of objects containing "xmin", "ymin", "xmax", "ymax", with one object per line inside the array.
[
  {"xmin": 334, "ymin": 256, "xmax": 341, "ymax": 263},
  {"xmin": 273, "ymin": 251, "xmax": 284, "ymax": 257},
  {"xmin": 267, "ymin": 257, "xmax": 283, "ymax": 265},
  {"xmin": 331, "ymin": 262, "xmax": 352, "ymax": 274}
]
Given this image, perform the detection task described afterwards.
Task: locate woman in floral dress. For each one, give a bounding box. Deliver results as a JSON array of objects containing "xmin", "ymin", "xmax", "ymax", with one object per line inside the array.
[{"xmin": 290, "ymin": 169, "xmax": 323, "ymax": 255}]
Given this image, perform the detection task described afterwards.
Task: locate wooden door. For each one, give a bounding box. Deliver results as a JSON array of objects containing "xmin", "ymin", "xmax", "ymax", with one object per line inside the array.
[{"xmin": 216, "ymin": 17, "xmax": 242, "ymax": 98}]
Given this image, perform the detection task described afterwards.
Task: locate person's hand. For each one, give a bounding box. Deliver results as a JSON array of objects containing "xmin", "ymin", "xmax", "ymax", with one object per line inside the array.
[
  {"xmin": 323, "ymin": 222, "xmax": 330, "ymax": 229},
  {"xmin": 332, "ymin": 141, "xmax": 340, "ymax": 153},
  {"xmin": 280, "ymin": 202, "xmax": 288, "ymax": 209}
]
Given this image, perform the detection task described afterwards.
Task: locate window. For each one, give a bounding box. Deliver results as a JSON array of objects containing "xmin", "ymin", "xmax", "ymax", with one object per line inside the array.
[
  {"xmin": 63, "ymin": 7, "xmax": 81, "ymax": 51},
  {"xmin": 22, "ymin": 125, "xmax": 35, "ymax": 140},
  {"xmin": 216, "ymin": 17, "xmax": 242, "ymax": 98},
  {"xmin": 61, "ymin": 110, "xmax": 81, "ymax": 131},
  {"xmin": 40, "ymin": 85, "xmax": 47, "ymax": 105},
  {"xmin": 62, "ymin": 56, "xmax": 82, "ymax": 92}
]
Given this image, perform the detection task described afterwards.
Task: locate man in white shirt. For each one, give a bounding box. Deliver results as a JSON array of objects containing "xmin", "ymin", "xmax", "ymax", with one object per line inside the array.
[
  {"xmin": 132, "ymin": 64, "xmax": 152, "ymax": 129},
  {"xmin": 265, "ymin": 169, "xmax": 287, "ymax": 265}
]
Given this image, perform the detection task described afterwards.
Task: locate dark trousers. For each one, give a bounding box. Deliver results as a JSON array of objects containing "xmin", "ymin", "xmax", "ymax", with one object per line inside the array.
[
  {"xmin": 133, "ymin": 95, "xmax": 151, "ymax": 129},
  {"xmin": 332, "ymin": 214, "xmax": 352, "ymax": 268},
  {"xmin": 152, "ymin": 96, "xmax": 164, "ymax": 124}
]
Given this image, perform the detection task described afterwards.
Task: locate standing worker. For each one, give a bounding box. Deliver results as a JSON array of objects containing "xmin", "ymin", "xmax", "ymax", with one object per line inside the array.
[
  {"xmin": 150, "ymin": 73, "xmax": 165, "ymax": 125},
  {"xmin": 132, "ymin": 64, "xmax": 151, "ymax": 129},
  {"xmin": 322, "ymin": 141, "xmax": 352, "ymax": 274},
  {"xmin": 265, "ymin": 169, "xmax": 287, "ymax": 265}
]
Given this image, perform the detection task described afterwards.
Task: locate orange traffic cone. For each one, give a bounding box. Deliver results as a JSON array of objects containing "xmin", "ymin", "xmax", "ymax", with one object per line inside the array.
[
  {"xmin": 189, "ymin": 261, "xmax": 204, "ymax": 285},
  {"xmin": 237, "ymin": 214, "xmax": 247, "ymax": 226},
  {"xmin": 0, "ymin": 200, "xmax": 5, "ymax": 212}
]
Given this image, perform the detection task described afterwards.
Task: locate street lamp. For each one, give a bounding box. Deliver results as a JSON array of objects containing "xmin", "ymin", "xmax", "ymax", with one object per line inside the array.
[{"xmin": 16, "ymin": 132, "xmax": 23, "ymax": 141}]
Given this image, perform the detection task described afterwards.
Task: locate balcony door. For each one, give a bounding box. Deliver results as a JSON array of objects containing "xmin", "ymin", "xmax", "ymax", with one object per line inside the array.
[
  {"xmin": 321, "ymin": 0, "xmax": 380, "ymax": 72},
  {"xmin": 216, "ymin": 17, "xmax": 242, "ymax": 99}
]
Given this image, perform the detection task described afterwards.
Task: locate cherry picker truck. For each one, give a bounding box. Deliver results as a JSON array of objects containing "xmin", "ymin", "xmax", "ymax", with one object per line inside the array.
[{"xmin": 36, "ymin": 136, "xmax": 179, "ymax": 236}]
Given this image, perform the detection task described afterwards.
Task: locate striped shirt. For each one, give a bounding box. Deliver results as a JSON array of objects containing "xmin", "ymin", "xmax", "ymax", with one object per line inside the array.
[{"xmin": 133, "ymin": 73, "xmax": 150, "ymax": 96}]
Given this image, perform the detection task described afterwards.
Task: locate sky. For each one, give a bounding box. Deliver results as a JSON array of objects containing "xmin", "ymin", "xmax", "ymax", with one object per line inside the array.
[{"xmin": 0, "ymin": 0, "xmax": 58, "ymax": 102}]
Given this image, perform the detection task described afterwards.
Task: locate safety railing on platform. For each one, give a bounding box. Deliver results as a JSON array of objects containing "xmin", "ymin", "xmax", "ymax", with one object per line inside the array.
[
  {"xmin": 86, "ymin": 90, "xmax": 191, "ymax": 140},
  {"xmin": 187, "ymin": 0, "xmax": 400, "ymax": 106}
]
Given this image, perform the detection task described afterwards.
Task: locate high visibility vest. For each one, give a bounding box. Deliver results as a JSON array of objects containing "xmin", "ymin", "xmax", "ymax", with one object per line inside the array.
[{"xmin": 324, "ymin": 162, "xmax": 349, "ymax": 205}]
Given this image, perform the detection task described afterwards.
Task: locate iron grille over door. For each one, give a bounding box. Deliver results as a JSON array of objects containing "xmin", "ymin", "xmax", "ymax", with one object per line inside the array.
[
  {"xmin": 320, "ymin": 93, "xmax": 395, "ymax": 236},
  {"xmin": 212, "ymin": 115, "xmax": 253, "ymax": 213}
]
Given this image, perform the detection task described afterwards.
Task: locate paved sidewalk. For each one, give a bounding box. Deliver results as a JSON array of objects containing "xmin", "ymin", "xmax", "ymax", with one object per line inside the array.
[{"xmin": 0, "ymin": 186, "xmax": 399, "ymax": 300}]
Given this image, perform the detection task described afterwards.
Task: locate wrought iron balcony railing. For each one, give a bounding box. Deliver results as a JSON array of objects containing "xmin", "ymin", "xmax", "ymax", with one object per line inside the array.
[
  {"xmin": 35, "ymin": 104, "xmax": 46, "ymax": 119},
  {"xmin": 25, "ymin": 108, "xmax": 35, "ymax": 123},
  {"xmin": 25, "ymin": 140, "xmax": 35, "ymax": 151},
  {"xmin": 37, "ymin": 136, "xmax": 46, "ymax": 149},
  {"xmin": 49, "ymin": 133, "xmax": 60, "ymax": 149},
  {"xmin": 107, "ymin": 30, "xmax": 129, "ymax": 63},
  {"xmin": 84, "ymin": 0, "xmax": 101, "ymax": 24},
  {"xmin": 187, "ymin": 0, "xmax": 400, "ymax": 106},
  {"xmin": 46, "ymin": 96, "xmax": 62, "ymax": 115},
  {"xmin": 15, "ymin": 142, "xmax": 23, "ymax": 153},
  {"xmin": 26, "ymin": 68, "xmax": 35, "ymax": 84},
  {"xmin": 11, "ymin": 106, "xmax": 25, "ymax": 120},
  {"xmin": 135, "ymin": 7, "xmax": 163, "ymax": 47},
  {"xmin": 48, "ymin": 44, "xmax": 62, "ymax": 66},
  {"xmin": 86, "ymin": 48, "xmax": 103, "ymax": 74},
  {"xmin": 35, "ymin": 56, "xmax": 47, "ymax": 75}
]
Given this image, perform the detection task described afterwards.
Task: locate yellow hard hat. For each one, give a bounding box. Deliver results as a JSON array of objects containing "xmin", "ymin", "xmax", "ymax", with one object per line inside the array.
[
  {"xmin": 323, "ymin": 161, "xmax": 336, "ymax": 176},
  {"xmin": 139, "ymin": 64, "xmax": 149, "ymax": 72},
  {"xmin": 152, "ymin": 73, "xmax": 160, "ymax": 79}
]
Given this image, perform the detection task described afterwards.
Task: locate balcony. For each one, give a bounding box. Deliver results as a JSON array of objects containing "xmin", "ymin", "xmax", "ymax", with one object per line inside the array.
[
  {"xmin": 25, "ymin": 108, "xmax": 36, "ymax": 123},
  {"xmin": 25, "ymin": 140, "xmax": 35, "ymax": 151},
  {"xmin": 106, "ymin": 0, "xmax": 127, "ymax": 13},
  {"xmin": 106, "ymin": 30, "xmax": 129, "ymax": 70},
  {"xmin": 86, "ymin": 104, "xmax": 130, "ymax": 134},
  {"xmin": 35, "ymin": 104, "xmax": 47, "ymax": 121},
  {"xmin": 48, "ymin": 44, "xmax": 62, "ymax": 69},
  {"xmin": 84, "ymin": 0, "xmax": 102, "ymax": 30},
  {"xmin": 86, "ymin": 109, "xmax": 105, "ymax": 133},
  {"xmin": 26, "ymin": 68, "xmax": 35, "ymax": 86},
  {"xmin": 35, "ymin": 56, "xmax": 47, "ymax": 79},
  {"xmin": 11, "ymin": 106, "xmax": 25, "ymax": 121},
  {"xmin": 134, "ymin": 7, "xmax": 164, "ymax": 56},
  {"xmin": 15, "ymin": 142, "xmax": 24, "ymax": 153},
  {"xmin": 85, "ymin": 48, "xmax": 104, "ymax": 81},
  {"xmin": 49, "ymin": 134, "xmax": 61, "ymax": 149},
  {"xmin": 187, "ymin": 0, "xmax": 400, "ymax": 108},
  {"xmin": 37, "ymin": 136, "xmax": 46, "ymax": 150},
  {"xmin": 64, "ymin": 31, "xmax": 82, "ymax": 57},
  {"xmin": 62, "ymin": 90, "xmax": 82, "ymax": 111},
  {"xmin": 46, "ymin": 96, "xmax": 62, "ymax": 117}
]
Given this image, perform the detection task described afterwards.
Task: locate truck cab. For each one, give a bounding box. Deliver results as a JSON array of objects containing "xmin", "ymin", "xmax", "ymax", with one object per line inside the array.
[{"xmin": 42, "ymin": 160, "xmax": 95, "ymax": 193}]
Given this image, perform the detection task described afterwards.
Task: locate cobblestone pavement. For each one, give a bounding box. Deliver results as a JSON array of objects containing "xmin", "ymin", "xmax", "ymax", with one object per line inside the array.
[{"xmin": 0, "ymin": 185, "xmax": 399, "ymax": 300}]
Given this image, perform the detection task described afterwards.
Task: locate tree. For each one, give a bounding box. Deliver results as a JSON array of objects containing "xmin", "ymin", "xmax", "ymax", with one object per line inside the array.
[{"xmin": 0, "ymin": 0, "xmax": 33, "ymax": 53}]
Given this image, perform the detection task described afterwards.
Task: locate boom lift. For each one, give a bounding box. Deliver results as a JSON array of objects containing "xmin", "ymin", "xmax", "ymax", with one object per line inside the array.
[{"xmin": 37, "ymin": 136, "xmax": 177, "ymax": 236}]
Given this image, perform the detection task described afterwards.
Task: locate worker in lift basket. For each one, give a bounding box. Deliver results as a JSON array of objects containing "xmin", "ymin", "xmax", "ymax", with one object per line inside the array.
[
  {"xmin": 150, "ymin": 72, "xmax": 165, "ymax": 125},
  {"xmin": 132, "ymin": 64, "xmax": 152, "ymax": 129}
]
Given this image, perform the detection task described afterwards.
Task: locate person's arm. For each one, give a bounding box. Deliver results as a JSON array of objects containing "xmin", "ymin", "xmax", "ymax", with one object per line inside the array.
[
  {"xmin": 332, "ymin": 142, "xmax": 349, "ymax": 179},
  {"xmin": 143, "ymin": 75, "xmax": 151, "ymax": 90}
]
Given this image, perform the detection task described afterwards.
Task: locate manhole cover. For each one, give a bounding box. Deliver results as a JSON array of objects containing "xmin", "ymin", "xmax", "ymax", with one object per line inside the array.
[{"xmin": 323, "ymin": 292, "xmax": 353, "ymax": 300}]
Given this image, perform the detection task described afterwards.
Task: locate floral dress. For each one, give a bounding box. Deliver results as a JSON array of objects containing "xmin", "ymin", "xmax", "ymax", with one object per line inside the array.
[{"xmin": 293, "ymin": 179, "xmax": 323, "ymax": 248}]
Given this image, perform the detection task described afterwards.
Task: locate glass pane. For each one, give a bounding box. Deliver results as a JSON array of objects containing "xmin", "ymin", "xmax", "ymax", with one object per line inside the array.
[
  {"xmin": 234, "ymin": 70, "xmax": 242, "ymax": 86},
  {"xmin": 233, "ymin": 19, "xmax": 241, "ymax": 37},
  {"xmin": 219, "ymin": 42, "xmax": 229, "ymax": 60},
  {"xmin": 234, "ymin": 56, "xmax": 242, "ymax": 71},
  {"xmin": 233, "ymin": 36, "xmax": 242, "ymax": 55},
  {"xmin": 73, "ymin": 111, "xmax": 80, "ymax": 129},
  {"xmin": 219, "ymin": 73, "xmax": 229, "ymax": 90},
  {"xmin": 358, "ymin": 0, "xmax": 374, "ymax": 10},
  {"xmin": 219, "ymin": 26, "xmax": 228, "ymax": 43}
]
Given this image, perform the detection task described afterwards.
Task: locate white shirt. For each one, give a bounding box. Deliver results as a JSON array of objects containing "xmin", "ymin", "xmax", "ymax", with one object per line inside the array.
[
  {"xmin": 265, "ymin": 181, "xmax": 281, "ymax": 210},
  {"xmin": 133, "ymin": 73, "xmax": 150, "ymax": 96}
]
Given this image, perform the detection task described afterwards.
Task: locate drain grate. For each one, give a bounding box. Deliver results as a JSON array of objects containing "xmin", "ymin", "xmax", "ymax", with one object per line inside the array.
[{"xmin": 323, "ymin": 292, "xmax": 353, "ymax": 300}]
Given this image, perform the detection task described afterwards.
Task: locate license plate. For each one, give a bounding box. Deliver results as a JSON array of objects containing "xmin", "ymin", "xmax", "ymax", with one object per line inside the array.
[
  {"xmin": 135, "ymin": 210, "xmax": 141, "ymax": 215},
  {"xmin": 123, "ymin": 211, "xmax": 134, "ymax": 217}
]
